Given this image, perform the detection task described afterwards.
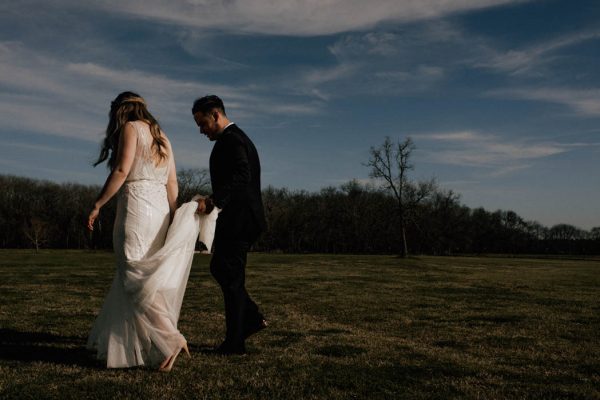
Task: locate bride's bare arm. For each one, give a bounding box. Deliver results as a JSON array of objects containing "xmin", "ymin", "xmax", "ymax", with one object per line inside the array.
[
  {"xmin": 87, "ymin": 123, "xmax": 137, "ymax": 231},
  {"xmin": 166, "ymin": 141, "xmax": 178, "ymax": 219}
]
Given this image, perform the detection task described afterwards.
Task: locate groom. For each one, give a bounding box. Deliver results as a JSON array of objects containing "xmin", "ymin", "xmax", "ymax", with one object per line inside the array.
[{"xmin": 192, "ymin": 95, "xmax": 267, "ymax": 355}]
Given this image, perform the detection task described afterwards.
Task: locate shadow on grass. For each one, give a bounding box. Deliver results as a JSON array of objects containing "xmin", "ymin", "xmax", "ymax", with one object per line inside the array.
[
  {"xmin": 0, "ymin": 328, "xmax": 101, "ymax": 368},
  {"xmin": 311, "ymin": 357, "xmax": 475, "ymax": 398},
  {"xmin": 315, "ymin": 344, "xmax": 366, "ymax": 357},
  {"xmin": 267, "ymin": 330, "xmax": 305, "ymax": 347},
  {"xmin": 188, "ymin": 342, "xmax": 222, "ymax": 355}
]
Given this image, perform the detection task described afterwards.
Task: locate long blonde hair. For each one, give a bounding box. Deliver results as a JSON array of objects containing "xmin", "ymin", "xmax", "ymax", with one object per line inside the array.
[{"xmin": 94, "ymin": 91, "xmax": 167, "ymax": 169}]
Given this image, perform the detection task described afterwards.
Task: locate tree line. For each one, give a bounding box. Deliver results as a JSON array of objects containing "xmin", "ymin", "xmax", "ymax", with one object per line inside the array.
[{"xmin": 1, "ymin": 172, "xmax": 598, "ymax": 255}]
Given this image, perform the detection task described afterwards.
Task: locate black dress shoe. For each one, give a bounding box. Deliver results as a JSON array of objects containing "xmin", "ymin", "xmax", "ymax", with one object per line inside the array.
[{"xmin": 244, "ymin": 319, "xmax": 268, "ymax": 340}]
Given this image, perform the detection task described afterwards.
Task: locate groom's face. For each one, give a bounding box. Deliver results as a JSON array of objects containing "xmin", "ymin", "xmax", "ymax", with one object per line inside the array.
[{"xmin": 194, "ymin": 110, "xmax": 219, "ymax": 141}]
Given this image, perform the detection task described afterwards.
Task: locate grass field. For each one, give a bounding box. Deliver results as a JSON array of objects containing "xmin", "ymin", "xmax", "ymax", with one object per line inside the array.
[{"xmin": 0, "ymin": 250, "xmax": 598, "ymax": 399}]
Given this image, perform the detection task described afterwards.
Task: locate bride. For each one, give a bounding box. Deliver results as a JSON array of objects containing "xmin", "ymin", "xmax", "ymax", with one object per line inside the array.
[{"xmin": 86, "ymin": 91, "xmax": 201, "ymax": 371}]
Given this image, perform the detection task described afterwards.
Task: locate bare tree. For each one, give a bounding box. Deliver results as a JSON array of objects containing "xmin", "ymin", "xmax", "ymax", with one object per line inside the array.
[
  {"xmin": 177, "ymin": 168, "xmax": 211, "ymax": 204},
  {"xmin": 23, "ymin": 217, "xmax": 48, "ymax": 252},
  {"xmin": 548, "ymin": 223, "xmax": 585, "ymax": 240},
  {"xmin": 366, "ymin": 137, "xmax": 434, "ymax": 257}
]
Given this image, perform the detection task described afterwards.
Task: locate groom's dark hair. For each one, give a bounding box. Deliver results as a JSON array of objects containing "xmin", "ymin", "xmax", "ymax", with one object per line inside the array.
[{"xmin": 192, "ymin": 95, "xmax": 226, "ymax": 115}]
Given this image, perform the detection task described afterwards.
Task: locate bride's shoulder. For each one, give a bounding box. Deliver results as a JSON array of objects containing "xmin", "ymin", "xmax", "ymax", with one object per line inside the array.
[
  {"xmin": 123, "ymin": 121, "xmax": 140, "ymax": 136},
  {"xmin": 124, "ymin": 120, "xmax": 144, "ymax": 134},
  {"xmin": 130, "ymin": 119, "xmax": 149, "ymax": 129}
]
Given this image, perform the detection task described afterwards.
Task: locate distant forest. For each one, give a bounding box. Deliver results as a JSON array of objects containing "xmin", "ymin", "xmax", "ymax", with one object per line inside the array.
[{"xmin": 1, "ymin": 172, "xmax": 599, "ymax": 255}]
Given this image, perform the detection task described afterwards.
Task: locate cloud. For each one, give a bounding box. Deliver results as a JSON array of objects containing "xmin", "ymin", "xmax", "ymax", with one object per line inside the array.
[
  {"xmin": 329, "ymin": 32, "xmax": 404, "ymax": 57},
  {"xmin": 475, "ymin": 30, "xmax": 600, "ymax": 75},
  {"xmin": 284, "ymin": 28, "xmax": 454, "ymax": 100},
  {"xmin": 87, "ymin": 0, "xmax": 525, "ymax": 36},
  {"xmin": 0, "ymin": 42, "xmax": 77, "ymax": 100},
  {"xmin": 326, "ymin": 25, "xmax": 600, "ymax": 113},
  {"xmin": 0, "ymin": 140, "xmax": 87, "ymax": 155},
  {"xmin": 421, "ymin": 131, "xmax": 481, "ymax": 141},
  {"xmin": 64, "ymin": 61, "xmax": 253, "ymax": 115},
  {"xmin": 415, "ymin": 130, "xmax": 569, "ymax": 175},
  {"xmin": 489, "ymin": 87, "xmax": 600, "ymax": 116},
  {"xmin": 302, "ymin": 64, "xmax": 359, "ymax": 86},
  {"xmin": 0, "ymin": 95, "xmax": 100, "ymax": 141},
  {"xmin": 0, "ymin": 40, "xmax": 321, "ymax": 144},
  {"xmin": 326, "ymin": 21, "xmax": 599, "ymax": 84}
]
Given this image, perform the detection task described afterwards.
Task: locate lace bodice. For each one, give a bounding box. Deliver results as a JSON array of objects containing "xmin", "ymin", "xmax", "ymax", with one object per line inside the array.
[{"xmin": 125, "ymin": 120, "xmax": 169, "ymax": 185}]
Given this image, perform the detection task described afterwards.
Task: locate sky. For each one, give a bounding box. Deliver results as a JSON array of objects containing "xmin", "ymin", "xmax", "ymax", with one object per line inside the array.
[{"xmin": 1, "ymin": 0, "xmax": 599, "ymax": 229}]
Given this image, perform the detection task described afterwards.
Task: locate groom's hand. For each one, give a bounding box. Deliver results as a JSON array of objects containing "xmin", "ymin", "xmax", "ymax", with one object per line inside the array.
[{"xmin": 204, "ymin": 198, "xmax": 215, "ymax": 214}]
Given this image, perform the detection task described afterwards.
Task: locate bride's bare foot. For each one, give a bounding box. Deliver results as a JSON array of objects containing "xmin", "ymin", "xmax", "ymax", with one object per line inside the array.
[{"xmin": 159, "ymin": 341, "xmax": 190, "ymax": 372}]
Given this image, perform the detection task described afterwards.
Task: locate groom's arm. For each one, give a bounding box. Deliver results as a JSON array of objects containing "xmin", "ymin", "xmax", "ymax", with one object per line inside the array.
[{"xmin": 211, "ymin": 134, "xmax": 250, "ymax": 210}]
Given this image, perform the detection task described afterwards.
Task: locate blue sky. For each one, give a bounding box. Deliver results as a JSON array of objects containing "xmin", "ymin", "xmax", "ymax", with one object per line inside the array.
[{"xmin": 1, "ymin": 0, "xmax": 599, "ymax": 229}]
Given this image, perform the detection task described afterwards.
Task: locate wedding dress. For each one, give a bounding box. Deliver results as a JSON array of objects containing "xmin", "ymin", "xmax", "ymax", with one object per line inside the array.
[{"xmin": 87, "ymin": 120, "xmax": 215, "ymax": 368}]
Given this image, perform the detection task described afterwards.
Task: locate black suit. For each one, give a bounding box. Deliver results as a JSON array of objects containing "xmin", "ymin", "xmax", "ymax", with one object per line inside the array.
[
  {"xmin": 208, "ymin": 124, "xmax": 266, "ymax": 351},
  {"xmin": 210, "ymin": 124, "xmax": 266, "ymax": 242}
]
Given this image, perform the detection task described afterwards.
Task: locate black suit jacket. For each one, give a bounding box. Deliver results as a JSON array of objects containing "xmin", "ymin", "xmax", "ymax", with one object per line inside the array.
[{"xmin": 209, "ymin": 124, "xmax": 267, "ymax": 244}]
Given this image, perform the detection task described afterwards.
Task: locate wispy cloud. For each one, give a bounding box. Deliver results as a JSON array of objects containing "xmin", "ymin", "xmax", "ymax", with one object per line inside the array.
[
  {"xmin": 416, "ymin": 130, "xmax": 569, "ymax": 175},
  {"xmin": 475, "ymin": 30, "xmax": 600, "ymax": 75},
  {"xmin": 291, "ymin": 19, "xmax": 600, "ymax": 103},
  {"xmin": 489, "ymin": 87, "xmax": 600, "ymax": 116},
  {"xmin": 0, "ymin": 40, "xmax": 321, "ymax": 143},
  {"xmin": 86, "ymin": 0, "xmax": 525, "ymax": 36},
  {"xmin": 327, "ymin": 20, "xmax": 600, "ymax": 85},
  {"xmin": 329, "ymin": 32, "xmax": 404, "ymax": 57},
  {"xmin": 285, "ymin": 28, "xmax": 453, "ymax": 100},
  {"xmin": 0, "ymin": 140, "xmax": 87, "ymax": 155}
]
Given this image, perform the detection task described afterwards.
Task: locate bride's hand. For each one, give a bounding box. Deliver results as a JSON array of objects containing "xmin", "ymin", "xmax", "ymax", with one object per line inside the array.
[
  {"xmin": 196, "ymin": 198, "xmax": 206, "ymax": 214},
  {"xmin": 195, "ymin": 197, "xmax": 215, "ymax": 215},
  {"xmin": 88, "ymin": 206, "xmax": 100, "ymax": 231}
]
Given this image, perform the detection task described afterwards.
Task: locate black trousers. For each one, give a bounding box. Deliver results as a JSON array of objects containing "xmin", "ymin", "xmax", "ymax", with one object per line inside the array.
[{"xmin": 210, "ymin": 239, "xmax": 263, "ymax": 348}]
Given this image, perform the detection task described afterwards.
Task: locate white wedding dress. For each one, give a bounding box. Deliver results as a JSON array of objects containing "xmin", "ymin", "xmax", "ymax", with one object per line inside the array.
[{"xmin": 87, "ymin": 120, "xmax": 215, "ymax": 368}]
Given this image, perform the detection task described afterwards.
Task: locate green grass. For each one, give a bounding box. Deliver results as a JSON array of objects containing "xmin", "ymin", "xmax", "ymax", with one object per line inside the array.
[{"xmin": 0, "ymin": 250, "xmax": 598, "ymax": 399}]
